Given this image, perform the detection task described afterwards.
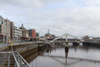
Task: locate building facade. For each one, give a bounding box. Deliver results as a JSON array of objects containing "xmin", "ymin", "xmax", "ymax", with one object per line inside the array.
[
  {"xmin": 0, "ymin": 16, "xmax": 39, "ymax": 42},
  {"xmin": 0, "ymin": 16, "xmax": 10, "ymax": 42},
  {"xmin": 14, "ymin": 26, "xmax": 22, "ymax": 41},
  {"xmin": 20, "ymin": 24, "xmax": 26, "ymax": 37},
  {"xmin": 28, "ymin": 29, "xmax": 36, "ymax": 40},
  {"xmin": 14, "ymin": 26, "xmax": 18, "ymax": 41},
  {"xmin": 20, "ymin": 24, "xmax": 29, "ymax": 41},
  {"xmin": 18, "ymin": 28, "xmax": 22, "ymax": 40},
  {"xmin": 36, "ymin": 33, "xmax": 39, "ymax": 38},
  {"xmin": 10, "ymin": 22, "xmax": 14, "ymax": 40}
]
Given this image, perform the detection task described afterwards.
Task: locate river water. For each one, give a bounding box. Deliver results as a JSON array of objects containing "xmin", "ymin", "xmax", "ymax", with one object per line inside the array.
[{"xmin": 29, "ymin": 44, "xmax": 100, "ymax": 67}]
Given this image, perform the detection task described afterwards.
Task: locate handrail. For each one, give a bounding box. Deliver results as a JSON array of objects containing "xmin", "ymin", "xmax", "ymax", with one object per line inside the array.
[
  {"xmin": 14, "ymin": 51, "xmax": 31, "ymax": 67},
  {"xmin": 12, "ymin": 52, "xmax": 20, "ymax": 67},
  {"xmin": 0, "ymin": 52, "xmax": 12, "ymax": 53},
  {"xmin": 0, "ymin": 51, "xmax": 30, "ymax": 67}
]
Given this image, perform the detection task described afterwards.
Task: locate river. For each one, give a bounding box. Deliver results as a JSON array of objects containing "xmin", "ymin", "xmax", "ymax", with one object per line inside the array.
[{"xmin": 28, "ymin": 44, "xmax": 100, "ymax": 67}]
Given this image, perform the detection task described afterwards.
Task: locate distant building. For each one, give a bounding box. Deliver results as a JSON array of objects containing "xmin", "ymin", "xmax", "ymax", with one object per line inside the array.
[
  {"xmin": 44, "ymin": 30, "xmax": 56, "ymax": 39},
  {"xmin": 10, "ymin": 22, "xmax": 14, "ymax": 40},
  {"xmin": 45, "ymin": 29, "xmax": 51, "ymax": 39},
  {"xmin": 14, "ymin": 26, "xmax": 22, "ymax": 41},
  {"xmin": 83, "ymin": 35, "xmax": 89, "ymax": 40},
  {"xmin": 18, "ymin": 28, "xmax": 22, "ymax": 40},
  {"xmin": 20, "ymin": 24, "xmax": 26, "ymax": 37},
  {"xmin": 0, "ymin": 16, "xmax": 10, "ymax": 42},
  {"xmin": 51, "ymin": 34, "xmax": 56, "ymax": 39},
  {"xmin": 26, "ymin": 30, "xmax": 29, "ymax": 39},
  {"xmin": 28, "ymin": 29, "xmax": 36, "ymax": 40},
  {"xmin": 14, "ymin": 26, "xmax": 18, "ymax": 41},
  {"xmin": 20, "ymin": 24, "xmax": 29, "ymax": 41},
  {"xmin": 36, "ymin": 33, "xmax": 39, "ymax": 38}
]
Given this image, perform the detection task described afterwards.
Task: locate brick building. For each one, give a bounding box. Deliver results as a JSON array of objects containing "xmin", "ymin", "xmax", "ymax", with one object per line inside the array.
[
  {"xmin": 28, "ymin": 29, "xmax": 36, "ymax": 40},
  {"xmin": 0, "ymin": 16, "xmax": 10, "ymax": 42},
  {"xmin": 10, "ymin": 22, "xmax": 14, "ymax": 40}
]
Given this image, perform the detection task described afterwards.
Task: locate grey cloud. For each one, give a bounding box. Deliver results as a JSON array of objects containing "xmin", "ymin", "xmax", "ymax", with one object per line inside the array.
[
  {"xmin": 1, "ymin": 0, "xmax": 100, "ymax": 37},
  {"xmin": 0, "ymin": 0, "xmax": 67, "ymax": 8}
]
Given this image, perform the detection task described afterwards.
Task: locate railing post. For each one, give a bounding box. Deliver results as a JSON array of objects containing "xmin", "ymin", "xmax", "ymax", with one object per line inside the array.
[
  {"xmin": 8, "ymin": 52, "xmax": 10, "ymax": 67},
  {"xmin": 14, "ymin": 62, "xmax": 16, "ymax": 67}
]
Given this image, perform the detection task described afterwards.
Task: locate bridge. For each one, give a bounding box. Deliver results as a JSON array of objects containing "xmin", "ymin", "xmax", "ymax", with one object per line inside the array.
[
  {"xmin": 44, "ymin": 33, "xmax": 100, "ymax": 47},
  {"xmin": 43, "ymin": 33, "xmax": 82, "ymax": 47}
]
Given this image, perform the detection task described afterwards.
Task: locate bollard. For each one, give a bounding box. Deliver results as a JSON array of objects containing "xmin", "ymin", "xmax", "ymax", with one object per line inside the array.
[{"xmin": 65, "ymin": 45, "xmax": 69, "ymax": 58}]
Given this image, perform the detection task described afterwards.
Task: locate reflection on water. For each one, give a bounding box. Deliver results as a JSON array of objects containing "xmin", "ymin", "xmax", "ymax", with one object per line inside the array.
[{"xmin": 29, "ymin": 45, "xmax": 100, "ymax": 67}]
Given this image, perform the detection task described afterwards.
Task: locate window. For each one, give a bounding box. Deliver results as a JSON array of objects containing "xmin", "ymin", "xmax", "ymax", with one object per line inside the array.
[
  {"xmin": 0, "ymin": 20, "xmax": 2, "ymax": 24},
  {"xmin": 0, "ymin": 25, "xmax": 1, "ymax": 33},
  {"xmin": 0, "ymin": 17, "xmax": 2, "ymax": 21}
]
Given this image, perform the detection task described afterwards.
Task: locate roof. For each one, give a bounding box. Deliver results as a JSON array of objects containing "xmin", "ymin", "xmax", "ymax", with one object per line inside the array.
[{"xmin": 20, "ymin": 23, "xmax": 25, "ymax": 29}]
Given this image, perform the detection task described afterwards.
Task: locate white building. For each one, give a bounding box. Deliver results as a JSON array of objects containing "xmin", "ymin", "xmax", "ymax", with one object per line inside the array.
[{"xmin": 14, "ymin": 26, "xmax": 22, "ymax": 41}]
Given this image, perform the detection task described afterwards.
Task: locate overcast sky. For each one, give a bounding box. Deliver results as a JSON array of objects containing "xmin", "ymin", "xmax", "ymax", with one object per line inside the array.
[{"xmin": 0, "ymin": 0, "xmax": 100, "ymax": 37}]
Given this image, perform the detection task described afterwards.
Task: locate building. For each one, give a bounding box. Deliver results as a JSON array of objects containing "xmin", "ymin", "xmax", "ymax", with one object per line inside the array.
[
  {"xmin": 44, "ymin": 30, "xmax": 55, "ymax": 39},
  {"xmin": 18, "ymin": 28, "xmax": 22, "ymax": 40},
  {"xmin": 36, "ymin": 33, "xmax": 39, "ymax": 38},
  {"xmin": 26, "ymin": 30, "xmax": 29, "ymax": 39},
  {"xmin": 0, "ymin": 16, "xmax": 10, "ymax": 43},
  {"xmin": 20, "ymin": 24, "xmax": 26, "ymax": 37},
  {"xmin": 10, "ymin": 22, "xmax": 14, "ymax": 40},
  {"xmin": 14, "ymin": 26, "xmax": 22, "ymax": 41},
  {"xmin": 45, "ymin": 30, "xmax": 51, "ymax": 39},
  {"xmin": 51, "ymin": 34, "xmax": 56, "ymax": 39},
  {"xmin": 14, "ymin": 26, "xmax": 18, "ymax": 41},
  {"xmin": 28, "ymin": 29, "xmax": 36, "ymax": 40},
  {"xmin": 20, "ymin": 24, "xmax": 29, "ymax": 41}
]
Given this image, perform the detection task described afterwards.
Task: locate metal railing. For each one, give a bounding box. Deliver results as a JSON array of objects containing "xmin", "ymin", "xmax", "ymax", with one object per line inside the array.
[
  {"xmin": 0, "ymin": 43, "xmax": 9, "ymax": 49},
  {"xmin": 0, "ymin": 52, "xmax": 12, "ymax": 67},
  {"xmin": 0, "ymin": 41, "xmax": 43, "ymax": 49},
  {"xmin": 13, "ymin": 51, "xmax": 31, "ymax": 67},
  {"xmin": 0, "ymin": 51, "xmax": 31, "ymax": 67}
]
